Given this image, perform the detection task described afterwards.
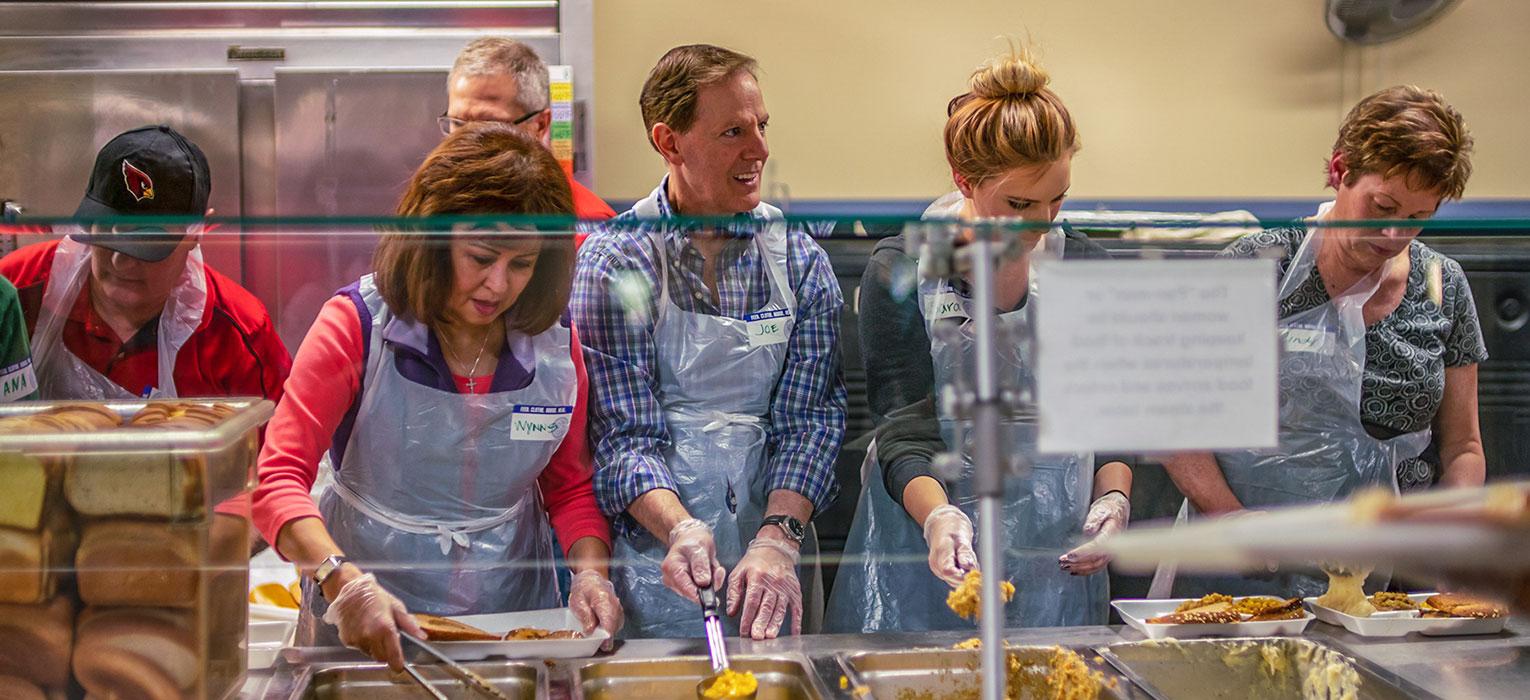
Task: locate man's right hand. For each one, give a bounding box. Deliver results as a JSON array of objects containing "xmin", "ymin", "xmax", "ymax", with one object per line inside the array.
[
  {"xmin": 321, "ymin": 572, "xmax": 423, "ymax": 671},
  {"xmin": 660, "ymin": 518, "xmax": 727, "ymax": 603}
]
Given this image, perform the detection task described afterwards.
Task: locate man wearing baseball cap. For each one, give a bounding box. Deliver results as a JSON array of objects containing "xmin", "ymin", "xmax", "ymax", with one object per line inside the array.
[{"xmin": 0, "ymin": 125, "xmax": 291, "ymax": 402}]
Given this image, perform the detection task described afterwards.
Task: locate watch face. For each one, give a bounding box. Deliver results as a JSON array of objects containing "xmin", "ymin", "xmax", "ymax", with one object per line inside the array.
[{"xmin": 769, "ymin": 516, "xmax": 805, "ymax": 540}]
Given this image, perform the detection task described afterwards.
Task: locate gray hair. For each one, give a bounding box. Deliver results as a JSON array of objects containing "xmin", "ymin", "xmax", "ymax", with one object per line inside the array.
[{"xmin": 450, "ymin": 37, "xmax": 550, "ymax": 113}]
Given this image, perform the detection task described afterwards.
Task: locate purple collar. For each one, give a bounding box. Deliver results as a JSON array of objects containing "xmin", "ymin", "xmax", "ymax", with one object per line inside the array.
[{"xmin": 380, "ymin": 313, "xmax": 534, "ymax": 393}]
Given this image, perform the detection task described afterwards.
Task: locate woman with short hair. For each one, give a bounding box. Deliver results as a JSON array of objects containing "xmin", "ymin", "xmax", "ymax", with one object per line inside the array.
[
  {"xmin": 1164, "ymin": 85, "xmax": 1484, "ymax": 598},
  {"xmin": 253, "ymin": 122, "xmax": 621, "ymax": 667}
]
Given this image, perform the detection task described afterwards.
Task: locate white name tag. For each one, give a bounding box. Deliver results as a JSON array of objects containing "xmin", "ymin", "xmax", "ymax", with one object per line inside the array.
[
  {"xmin": 1283, "ymin": 327, "xmax": 1335, "ymax": 354},
  {"xmin": 928, "ymin": 291, "xmax": 969, "ymax": 321},
  {"xmin": 744, "ymin": 308, "xmax": 791, "ymax": 349},
  {"xmin": 509, "ymin": 404, "xmax": 573, "ymax": 441},
  {"xmin": 0, "ymin": 359, "xmax": 36, "ymax": 402}
]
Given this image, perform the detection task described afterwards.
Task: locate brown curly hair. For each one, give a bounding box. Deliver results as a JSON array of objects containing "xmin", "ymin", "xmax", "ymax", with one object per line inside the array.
[
  {"xmin": 1332, "ymin": 85, "xmax": 1473, "ymax": 201},
  {"xmin": 374, "ymin": 122, "xmax": 574, "ymax": 334}
]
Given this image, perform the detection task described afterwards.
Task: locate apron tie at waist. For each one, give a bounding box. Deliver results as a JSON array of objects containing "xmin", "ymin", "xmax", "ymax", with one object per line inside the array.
[
  {"xmin": 436, "ymin": 526, "xmax": 472, "ymax": 556},
  {"xmin": 667, "ymin": 409, "xmax": 768, "ymax": 449},
  {"xmin": 330, "ymin": 477, "xmax": 520, "ymax": 555}
]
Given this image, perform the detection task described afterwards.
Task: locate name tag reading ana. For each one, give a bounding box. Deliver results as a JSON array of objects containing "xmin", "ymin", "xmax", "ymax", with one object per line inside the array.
[
  {"xmin": 928, "ymin": 291, "xmax": 969, "ymax": 321},
  {"xmin": 744, "ymin": 308, "xmax": 791, "ymax": 349},
  {"xmin": 1283, "ymin": 327, "xmax": 1336, "ymax": 354},
  {"xmin": 0, "ymin": 359, "xmax": 36, "ymax": 402},
  {"xmin": 510, "ymin": 404, "xmax": 573, "ymax": 441}
]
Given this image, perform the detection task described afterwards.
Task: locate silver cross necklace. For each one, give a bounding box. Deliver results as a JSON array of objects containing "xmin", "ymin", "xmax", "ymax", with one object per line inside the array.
[{"xmin": 444, "ymin": 327, "xmax": 492, "ymax": 392}]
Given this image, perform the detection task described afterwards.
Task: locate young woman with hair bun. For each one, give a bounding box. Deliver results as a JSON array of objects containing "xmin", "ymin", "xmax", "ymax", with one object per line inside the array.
[{"xmin": 825, "ymin": 47, "xmax": 1131, "ymax": 632}]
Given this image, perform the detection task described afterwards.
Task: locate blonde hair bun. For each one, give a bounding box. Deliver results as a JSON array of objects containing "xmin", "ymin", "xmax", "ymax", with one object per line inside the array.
[{"xmin": 969, "ymin": 50, "xmax": 1049, "ymax": 99}]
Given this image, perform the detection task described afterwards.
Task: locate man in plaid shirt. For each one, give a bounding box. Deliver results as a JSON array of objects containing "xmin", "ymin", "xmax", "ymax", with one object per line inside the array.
[{"xmin": 571, "ymin": 44, "xmax": 845, "ymax": 640}]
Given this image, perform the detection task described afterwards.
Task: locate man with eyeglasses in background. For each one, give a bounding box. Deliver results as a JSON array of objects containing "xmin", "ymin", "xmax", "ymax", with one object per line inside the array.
[
  {"xmin": 443, "ymin": 37, "xmax": 616, "ymax": 222},
  {"xmin": 0, "ymin": 125, "xmax": 290, "ymax": 402}
]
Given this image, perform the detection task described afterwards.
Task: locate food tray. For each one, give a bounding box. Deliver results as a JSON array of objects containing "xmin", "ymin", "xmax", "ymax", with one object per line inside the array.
[
  {"xmin": 1113, "ymin": 598, "xmax": 1314, "ymax": 640},
  {"xmin": 1305, "ymin": 593, "xmax": 1508, "ymax": 637},
  {"xmin": 426, "ymin": 608, "xmax": 606, "ymax": 660},
  {"xmin": 836, "ymin": 647, "xmax": 1133, "ymax": 700},
  {"xmin": 1099, "ymin": 638, "xmax": 1431, "ymax": 700},
  {"xmin": 577, "ymin": 655, "xmax": 823, "ymax": 700},
  {"xmin": 302, "ymin": 661, "xmax": 540, "ymax": 699}
]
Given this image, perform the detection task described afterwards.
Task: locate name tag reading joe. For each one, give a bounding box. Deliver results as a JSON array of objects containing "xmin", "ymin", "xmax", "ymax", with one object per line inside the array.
[
  {"xmin": 744, "ymin": 308, "xmax": 791, "ymax": 349},
  {"xmin": 509, "ymin": 404, "xmax": 573, "ymax": 441}
]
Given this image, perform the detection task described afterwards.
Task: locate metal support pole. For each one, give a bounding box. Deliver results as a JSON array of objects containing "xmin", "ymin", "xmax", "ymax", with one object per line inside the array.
[{"xmin": 966, "ymin": 234, "xmax": 1006, "ymax": 700}]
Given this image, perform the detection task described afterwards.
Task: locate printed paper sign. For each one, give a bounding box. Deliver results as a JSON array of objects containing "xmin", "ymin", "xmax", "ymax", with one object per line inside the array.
[
  {"xmin": 510, "ymin": 404, "xmax": 573, "ymax": 442},
  {"xmin": 744, "ymin": 308, "xmax": 791, "ymax": 348},
  {"xmin": 1035, "ymin": 258, "xmax": 1277, "ymax": 452}
]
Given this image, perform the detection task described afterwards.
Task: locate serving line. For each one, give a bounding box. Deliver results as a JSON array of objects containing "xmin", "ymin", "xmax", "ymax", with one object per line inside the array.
[{"xmin": 249, "ymin": 619, "xmax": 1529, "ymax": 698}]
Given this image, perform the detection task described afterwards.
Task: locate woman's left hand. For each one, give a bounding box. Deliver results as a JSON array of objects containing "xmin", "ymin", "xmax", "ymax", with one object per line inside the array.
[
  {"xmin": 1059, "ymin": 492, "xmax": 1130, "ymax": 576},
  {"xmin": 569, "ymin": 569, "xmax": 624, "ymax": 650}
]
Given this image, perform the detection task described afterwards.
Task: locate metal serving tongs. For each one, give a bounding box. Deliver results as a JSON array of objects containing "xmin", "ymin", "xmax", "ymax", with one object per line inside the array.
[
  {"xmin": 695, "ymin": 584, "xmax": 756, "ymax": 699},
  {"xmin": 399, "ymin": 663, "xmax": 448, "ymax": 700},
  {"xmin": 400, "ymin": 632, "xmax": 511, "ymax": 700}
]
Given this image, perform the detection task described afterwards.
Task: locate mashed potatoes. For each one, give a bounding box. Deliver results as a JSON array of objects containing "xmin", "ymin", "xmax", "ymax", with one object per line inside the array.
[
  {"xmin": 947, "ymin": 570, "xmax": 1016, "ymax": 621},
  {"xmin": 701, "ymin": 669, "xmax": 758, "ymax": 699}
]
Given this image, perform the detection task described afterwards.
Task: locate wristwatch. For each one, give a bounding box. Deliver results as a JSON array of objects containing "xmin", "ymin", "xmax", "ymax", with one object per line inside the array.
[
  {"xmin": 312, "ymin": 554, "xmax": 349, "ymax": 592},
  {"xmin": 761, "ymin": 514, "xmax": 807, "ymax": 544}
]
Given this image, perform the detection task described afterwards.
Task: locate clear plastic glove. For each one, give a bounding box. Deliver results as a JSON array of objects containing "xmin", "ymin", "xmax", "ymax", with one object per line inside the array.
[
  {"xmin": 726, "ymin": 537, "xmax": 803, "ymax": 640},
  {"xmin": 568, "ymin": 569, "xmax": 624, "ymax": 650},
  {"xmin": 1059, "ymin": 492, "xmax": 1130, "ymax": 576},
  {"xmin": 922, "ymin": 504, "xmax": 978, "ymax": 587},
  {"xmin": 321, "ymin": 573, "xmax": 423, "ymax": 671},
  {"xmin": 660, "ymin": 518, "xmax": 727, "ymax": 604}
]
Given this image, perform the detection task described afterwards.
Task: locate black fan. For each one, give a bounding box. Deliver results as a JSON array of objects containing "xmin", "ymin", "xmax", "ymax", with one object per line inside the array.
[{"xmin": 1326, "ymin": 0, "xmax": 1460, "ymax": 44}]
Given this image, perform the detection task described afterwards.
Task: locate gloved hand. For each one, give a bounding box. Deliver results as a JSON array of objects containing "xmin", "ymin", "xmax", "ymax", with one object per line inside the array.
[
  {"xmin": 727, "ymin": 537, "xmax": 803, "ymax": 640},
  {"xmin": 922, "ymin": 504, "xmax": 978, "ymax": 587},
  {"xmin": 1059, "ymin": 492, "xmax": 1130, "ymax": 576},
  {"xmin": 568, "ymin": 569, "xmax": 624, "ymax": 651},
  {"xmin": 321, "ymin": 573, "xmax": 423, "ymax": 671},
  {"xmin": 660, "ymin": 518, "xmax": 727, "ymax": 604}
]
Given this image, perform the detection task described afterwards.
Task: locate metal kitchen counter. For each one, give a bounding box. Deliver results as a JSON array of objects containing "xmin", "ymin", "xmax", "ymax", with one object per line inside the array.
[{"xmin": 249, "ymin": 619, "xmax": 1529, "ymax": 698}]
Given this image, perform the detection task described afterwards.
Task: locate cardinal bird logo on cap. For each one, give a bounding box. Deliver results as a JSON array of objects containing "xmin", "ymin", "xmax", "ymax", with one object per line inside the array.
[{"xmin": 122, "ymin": 160, "xmax": 155, "ymax": 202}]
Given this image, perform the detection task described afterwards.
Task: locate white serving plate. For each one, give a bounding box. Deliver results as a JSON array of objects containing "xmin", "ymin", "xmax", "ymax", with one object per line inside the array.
[
  {"xmin": 425, "ymin": 608, "xmax": 606, "ymax": 660},
  {"xmin": 1304, "ymin": 593, "xmax": 1508, "ymax": 637},
  {"xmin": 249, "ymin": 603, "xmax": 300, "ymax": 623},
  {"xmin": 1113, "ymin": 598, "xmax": 1314, "ymax": 640},
  {"xmin": 247, "ymin": 620, "xmax": 296, "ymax": 670}
]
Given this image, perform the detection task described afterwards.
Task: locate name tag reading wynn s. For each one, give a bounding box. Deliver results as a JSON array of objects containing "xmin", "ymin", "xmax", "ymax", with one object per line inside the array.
[
  {"xmin": 744, "ymin": 308, "xmax": 791, "ymax": 349},
  {"xmin": 510, "ymin": 404, "xmax": 573, "ymax": 441}
]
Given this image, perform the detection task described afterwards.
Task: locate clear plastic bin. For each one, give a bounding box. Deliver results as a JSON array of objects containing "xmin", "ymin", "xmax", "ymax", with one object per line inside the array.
[{"xmin": 0, "ymin": 398, "xmax": 273, "ymax": 700}]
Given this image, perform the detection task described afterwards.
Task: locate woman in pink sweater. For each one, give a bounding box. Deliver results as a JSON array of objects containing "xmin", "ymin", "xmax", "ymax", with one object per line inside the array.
[{"xmin": 252, "ymin": 123, "xmax": 620, "ymax": 667}]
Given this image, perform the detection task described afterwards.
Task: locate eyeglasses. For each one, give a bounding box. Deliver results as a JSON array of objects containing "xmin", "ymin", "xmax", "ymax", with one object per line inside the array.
[{"xmin": 436, "ymin": 109, "xmax": 546, "ymax": 136}]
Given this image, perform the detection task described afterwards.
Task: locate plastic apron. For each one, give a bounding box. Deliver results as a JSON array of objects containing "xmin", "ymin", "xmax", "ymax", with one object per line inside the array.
[
  {"xmin": 609, "ymin": 216, "xmax": 821, "ymax": 639},
  {"xmin": 298, "ymin": 275, "xmax": 572, "ymax": 645},
  {"xmin": 825, "ymin": 224, "xmax": 1106, "ymax": 633},
  {"xmin": 30, "ymin": 234, "xmax": 206, "ymax": 399},
  {"xmin": 1162, "ymin": 228, "xmax": 1430, "ymax": 599}
]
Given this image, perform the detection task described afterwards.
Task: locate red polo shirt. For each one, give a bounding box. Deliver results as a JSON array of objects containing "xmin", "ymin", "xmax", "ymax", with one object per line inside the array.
[
  {"xmin": 0, "ymin": 240, "xmax": 291, "ymax": 402},
  {"xmin": 569, "ymin": 176, "xmax": 615, "ymax": 221}
]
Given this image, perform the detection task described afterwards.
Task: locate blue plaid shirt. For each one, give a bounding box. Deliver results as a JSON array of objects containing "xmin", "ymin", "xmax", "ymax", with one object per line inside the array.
[{"xmin": 572, "ymin": 176, "xmax": 846, "ymax": 523}]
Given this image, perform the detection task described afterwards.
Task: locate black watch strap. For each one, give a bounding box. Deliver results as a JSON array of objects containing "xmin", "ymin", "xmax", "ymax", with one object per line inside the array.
[{"xmin": 761, "ymin": 514, "xmax": 806, "ymax": 544}]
